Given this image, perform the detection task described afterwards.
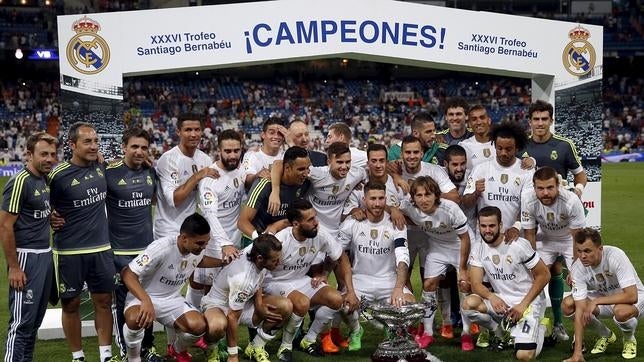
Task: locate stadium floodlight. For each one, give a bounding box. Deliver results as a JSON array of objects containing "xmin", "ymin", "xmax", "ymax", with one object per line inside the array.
[{"xmin": 14, "ymin": 48, "xmax": 23, "ymax": 60}]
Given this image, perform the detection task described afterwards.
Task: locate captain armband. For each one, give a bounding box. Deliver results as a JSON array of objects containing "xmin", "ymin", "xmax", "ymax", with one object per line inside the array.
[{"xmin": 394, "ymin": 238, "xmax": 410, "ymax": 267}]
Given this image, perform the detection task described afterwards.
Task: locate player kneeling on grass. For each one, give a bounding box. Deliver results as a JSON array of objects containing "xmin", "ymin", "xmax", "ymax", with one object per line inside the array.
[
  {"xmin": 201, "ymin": 234, "xmax": 293, "ymax": 362},
  {"xmin": 562, "ymin": 228, "xmax": 644, "ymax": 362},
  {"xmin": 121, "ymin": 214, "xmax": 227, "ymax": 362},
  {"xmin": 462, "ymin": 206, "xmax": 550, "ymax": 361}
]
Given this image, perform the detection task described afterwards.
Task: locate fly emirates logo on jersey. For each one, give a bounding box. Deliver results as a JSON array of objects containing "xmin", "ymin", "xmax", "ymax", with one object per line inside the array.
[
  {"xmin": 72, "ymin": 187, "xmax": 107, "ymax": 208},
  {"xmin": 485, "ymin": 174, "xmax": 522, "ymax": 202},
  {"xmin": 488, "ymin": 254, "xmax": 517, "ymax": 281}
]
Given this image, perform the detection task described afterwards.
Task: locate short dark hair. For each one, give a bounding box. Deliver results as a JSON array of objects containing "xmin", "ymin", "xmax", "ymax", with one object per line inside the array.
[
  {"xmin": 177, "ymin": 113, "xmax": 204, "ymax": 130},
  {"xmin": 367, "ymin": 143, "xmax": 387, "ymax": 159},
  {"xmin": 490, "ymin": 121, "xmax": 528, "ymax": 151},
  {"xmin": 468, "ymin": 104, "xmax": 487, "ymax": 116},
  {"xmin": 444, "ymin": 97, "xmax": 469, "ymax": 115},
  {"xmin": 283, "ymin": 146, "xmax": 309, "ymax": 165},
  {"xmin": 363, "ymin": 181, "xmax": 386, "ymax": 194},
  {"xmin": 533, "ymin": 166, "xmax": 559, "ymax": 184},
  {"xmin": 445, "ymin": 144, "xmax": 466, "ymax": 162},
  {"xmin": 68, "ymin": 122, "xmax": 95, "ymax": 143},
  {"xmin": 478, "ymin": 206, "xmax": 502, "ymax": 223},
  {"xmin": 528, "ymin": 100, "xmax": 554, "ymax": 119},
  {"xmin": 122, "ymin": 127, "xmax": 151, "ymax": 146},
  {"xmin": 263, "ymin": 117, "xmax": 284, "ymax": 132},
  {"xmin": 328, "ymin": 122, "xmax": 352, "ymax": 142},
  {"xmin": 401, "ymin": 135, "xmax": 422, "ymax": 150},
  {"xmin": 286, "ymin": 198, "xmax": 314, "ymax": 223},
  {"xmin": 218, "ymin": 129, "xmax": 243, "ymax": 146},
  {"xmin": 26, "ymin": 132, "xmax": 58, "ymax": 153},
  {"xmin": 574, "ymin": 227, "xmax": 602, "ymax": 246},
  {"xmin": 248, "ymin": 234, "xmax": 282, "ymax": 263},
  {"xmin": 410, "ymin": 176, "xmax": 441, "ymax": 206},
  {"xmin": 179, "ymin": 213, "xmax": 211, "ymax": 236},
  {"xmin": 411, "ymin": 112, "xmax": 435, "ymax": 131},
  {"xmin": 326, "ymin": 142, "xmax": 350, "ymax": 159}
]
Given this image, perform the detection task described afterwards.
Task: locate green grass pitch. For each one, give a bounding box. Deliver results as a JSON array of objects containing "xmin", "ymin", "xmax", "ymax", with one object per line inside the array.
[{"xmin": 0, "ymin": 162, "xmax": 642, "ymax": 361}]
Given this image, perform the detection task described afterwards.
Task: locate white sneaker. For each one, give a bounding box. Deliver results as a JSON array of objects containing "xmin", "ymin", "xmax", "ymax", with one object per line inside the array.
[{"xmin": 552, "ymin": 324, "xmax": 570, "ymax": 342}]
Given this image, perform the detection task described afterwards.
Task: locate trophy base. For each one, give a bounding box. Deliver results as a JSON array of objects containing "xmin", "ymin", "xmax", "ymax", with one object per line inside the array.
[
  {"xmin": 371, "ymin": 351, "xmax": 427, "ymax": 362},
  {"xmin": 371, "ymin": 339, "xmax": 427, "ymax": 362}
]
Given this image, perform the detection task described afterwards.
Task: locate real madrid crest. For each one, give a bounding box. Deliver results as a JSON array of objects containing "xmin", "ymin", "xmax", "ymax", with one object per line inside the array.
[
  {"xmin": 506, "ymin": 255, "xmax": 513, "ymax": 264},
  {"xmin": 550, "ymin": 150, "xmax": 558, "ymax": 160},
  {"xmin": 66, "ymin": 16, "xmax": 110, "ymax": 75},
  {"xmin": 562, "ymin": 25, "xmax": 596, "ymax": 77}
]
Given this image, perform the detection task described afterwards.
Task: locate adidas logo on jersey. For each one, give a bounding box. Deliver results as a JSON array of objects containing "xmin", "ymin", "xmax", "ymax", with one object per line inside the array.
[
  {"xmin": 71, "ymin": 179, "xmax": 80, "ymax": 186},
  {"xmin": 168, "ymin": 264, "xmax": 174, "ymax": 270},
  {"xmin": 118, "ymin": 179, "xmax": 127, "ymax": 186},
  {"xmin": 34, "ymin": 190, "xmax": 40, "ymax": 196},
  {"xmin": 359, "ymin": 231, "xmax": 366, "ymax": 237},
  {"xmin": 488, "ymin": 177, "xmax": 495, "ymax": 181}
]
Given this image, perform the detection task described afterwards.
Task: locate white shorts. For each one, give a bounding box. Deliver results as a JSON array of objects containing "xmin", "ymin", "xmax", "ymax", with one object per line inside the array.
[
  {"xmin": 201, "ymin": 296, "xmax": 258, "ymax": 328},
  {"xmin": 408, "ymin": 228, "xmax": 429, "ymax": 271},
  {"xmin": 353, "ymin": 274, "xmax": 412, "ymax": 303},
  {"xmin": 586, "ymin": 292, "xmax": 644, "ymax": 319},
  {"xmin": 423, "ymin": 246, "xmax": 460, "ymax": 279},
  {"xmin": 125, "ymin": 294, "xmax": 198, "ymax": 328},
  {"xmin": 193, "ymin": 266, "xmax": 222, "ymax": 286},
  {"xmin": 482, "ymin": 296, "xmax": 546, "ymax": 350},
  {"xmin": 264, "ymin": 277, "xmax": 327, "ymax": 300},
  {"xmin": 536, "ymin": 240, "xmax": 573, "ymax": 268}
]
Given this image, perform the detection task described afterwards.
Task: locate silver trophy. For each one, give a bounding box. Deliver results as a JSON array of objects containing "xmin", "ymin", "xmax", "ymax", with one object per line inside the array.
[{"xmin": 360, "ymin": 297, "xmax": 437, "ymax": 362}]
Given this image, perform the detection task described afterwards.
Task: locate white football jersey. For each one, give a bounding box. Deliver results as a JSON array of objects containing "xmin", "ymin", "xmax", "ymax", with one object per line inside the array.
[
  {"xmin": 198, "ymin": 163, "xmax": 246, "ymax": 250},
  {"xmin": 267, "ymin": 227, "xmax": 343, "ymax": 283},
  {"xmin": 570, "ymin": 246, "xmax": 644, "ymax": 300},
  {"xmin": 460, "ymin": 136, "xmax": 495, "ymax": 170},
  {"xmin": 338, "ymin": 215, "xmax": 408, "ymax": 281},
  {"xmin": 308, "ymin": 166, "xmax": 367, "ymax": 234},
  {"xmin": 464, "ymin": 159, "xmax": 534, "ymax": 231},
  {"xmin": 402, "ymin": 161, "xmax": 455, "ymax": 193},
  {"xmin": 204, "ymin": 246, "xmax": 264, "ymax": 312},
  {"xmin": 399, "ymin": 198, "xmax": 468, "ymax": 251},
  {"xmin": 154, "ymin": 146, "xmax": 212, "ymax": 238},
  {"xmin": 241, "ymin": 149, "xmax": 284, "ymax": 177},
  {"xmin": 129, "ymin": 235, "xmax": 204, "ymax": 299},
  {"xmin": 521, "ymin": 188, "xmax": 585, "ymax": 243},
  {"xmin": 469, "ymin": 237, "xmax": 543, "ymax": 307},
  {"xmin": 342, "ymin": 175, "xmax": 404, "ymax": 215},
  {"xmin": 350, "ymin": 147, "xmax": 368, "ymax": 169}
]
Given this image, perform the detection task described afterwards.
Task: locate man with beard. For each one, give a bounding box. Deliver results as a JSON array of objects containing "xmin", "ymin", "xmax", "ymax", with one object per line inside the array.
[
  {"xmin": 324, "ymin": 122, "xmax": 367, "ymax": 169},
  {"xmin": 47, "ymin": 122, "xmax": 117, "ymax": 362},
  {"xmin": 334, "ymin": 182, "xmax": 414, "ymax": 351},
  {"xmin": 463, "ymin": 206, "xmax": 550, "ymax": 359},
  {"xmin": 186, "ymin": 130, "xmax": 247, "ymax": 319},
  {"xmin": 266, "ymin": 199, "xmax": 359, "ymax": 362},
  {"xmin": 462, "ymin": 122, "xmax": 535, "ymax": 243},
  {"xmin": 521, "ymin": 166, "xmax": 585, "ymax": 343},
  {"xmin": 105, "ymin": 128, "xmax": 161, "ymax": 362},
  {"xmin": 388, "ymin": 112, "xmax": 446, "ymax": 165},
  {"xmin": 1, "ymin": 132, "xmax": 57, "ymax": 362},
  {"xmin": 436, "ymin": 97, "xmax": 474, "ymax": 146},
  {"xmin": 237, "ymin": 146, "xmax": 311, "ymax": 247},
  {"xmin": 202, "ymin": 234, "xmax": 291, "ymax": 362},
  {"xmin": 242, "ymin": 118, "xmax": 286, "ymax": 188},
  {"xmin": 399, "ymin": 176, "xmax": 472, "ymax": 350}
]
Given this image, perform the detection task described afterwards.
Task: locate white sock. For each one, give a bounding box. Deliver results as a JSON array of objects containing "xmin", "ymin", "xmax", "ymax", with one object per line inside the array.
[
  {"xmin": 281, "ymin": 314, "xmax": 304, "ymax": 350},
  {"xmin": 123, "ymin": 324, "xmax": 144, "ymax": 362},
  {"xmin": 589, "ymin": 314, "xmax": 612, "ymax": 337},
  {"xmin": 460, "ymin": 307, "xmax": 472, "ymax": 334},
  {"xmin": 252, "ymin": 324, "xmax": 277, "ymax": 347},
  {"xmin": 175, "ymin": 331, "xmax": 202, "ymax": 353},
  {"xmin": 615, "ymin": 316, "xmax": 638, "ymax": 341},
  {"xmin": 346, "ymin": 311, "xmax": 361, "ymax": 333},
  {"xmin": 98, "ymin": 345, "xmax": 112, "ymax": 361},
  {"xmin": 422, "ymin": 290, "xmax": 437, "ymax": 335},
  {"xmin": 305, "ymin": 307, "xmax": 336, "ymax": 342},
  {"xmin": 186, "ymin": 285, "xmax": 204, "ymax": 308},
  {"xmin": 331, "ymin": 313, "xmax": 342, "ymax": 328},
  {"xmin": 166, "ymin": 326, "xmax": 176, "ymax": 346},
  {"xmin": 462, "ymin": 309, "xmax": 498, "ymax": 333},
  {"xmin": 535, "ymin": 324, "xmax": 546, "ymax": 357},
  {"xmin": 72, "ymin": 351, "xmax": 85, "ymax": 360}
]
